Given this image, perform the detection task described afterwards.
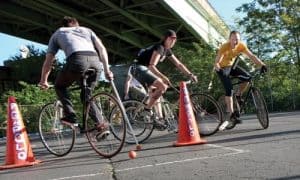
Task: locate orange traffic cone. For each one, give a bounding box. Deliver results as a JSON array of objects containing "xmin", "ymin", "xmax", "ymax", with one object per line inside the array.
[
  {"xmin": 0, "ymin": 96, "xmax": 41, "ymax": 170},
  {"xmin": 174, "ymin": 82, "xmax": 207, "ymax": 146}
]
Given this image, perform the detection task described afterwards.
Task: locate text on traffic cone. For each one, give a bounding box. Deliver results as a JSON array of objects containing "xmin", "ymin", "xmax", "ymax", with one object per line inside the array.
[{"xmin": 0, "ymin": 96, "xmax": 41, "ymax": 170}]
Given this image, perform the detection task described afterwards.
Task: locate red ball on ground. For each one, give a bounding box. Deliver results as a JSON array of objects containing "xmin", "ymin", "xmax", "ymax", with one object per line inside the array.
[{"xmin": 128, "ymin": 150, "xmax": 137, "ymax": 159}]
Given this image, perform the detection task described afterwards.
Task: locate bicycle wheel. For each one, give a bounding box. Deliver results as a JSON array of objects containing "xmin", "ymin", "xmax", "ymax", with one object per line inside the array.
[
  {"xmin": 251, "ymin": 87, "xmax": 269, "ymax": 129},
  {"xmin": 38, "ymin": 101, "xmax": 75, "ymax": 156},
  {"xmin": 162, "ymin": 100, "xmax": 178, "ymax": 133},
  {"xmin": 217, "ymin": 95, "xmax": 226, "ymax": 118},
  {"xmin": 190, "ymin": 93, "xmax": 223, "ymax": 136},
  {"xmin": 122, "ymin": 100, "xmax": 155, "ymax": 144},
  {"xmin": 85, "ymin": 92, "xmax": 126, "ymax": 158}
]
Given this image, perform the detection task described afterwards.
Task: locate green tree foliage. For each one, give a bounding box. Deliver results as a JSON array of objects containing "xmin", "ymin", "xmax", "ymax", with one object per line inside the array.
[
  {"xmin": 236, "ymin": 0, "xmax": 299, "ymax": 65},
  {"xmin": 157, "ymin": 41, "xmax": 223, "ymax": 100},
  {"xmin": 0, "ymin": 82, "xmax": 57, "ymax": 136},
  {"xmin": 0, "ymin": 45, "xmax": 63, "ymax": 136},
  {"xmin": 4, "ymin": 45, "xmax": 62, "ymax": 84},
  {"xmin": 236, "ymin": 0, "xmax": 300, "ymax": 111}
]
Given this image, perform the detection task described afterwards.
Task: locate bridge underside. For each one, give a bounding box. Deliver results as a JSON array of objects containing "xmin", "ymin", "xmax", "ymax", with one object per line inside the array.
[{"xmin": 1, "ymin": 0, "xmax": 204, "ymax": 63}]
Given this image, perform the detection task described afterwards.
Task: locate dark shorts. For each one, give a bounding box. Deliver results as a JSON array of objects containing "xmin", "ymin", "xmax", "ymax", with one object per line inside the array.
[
  {"xmin": 216, "ymin": 66, "xmax": 251, "ymax": 96},
  {"xmin": 131, "ymin": 65, "xmax": 157, "ymax": 88}
]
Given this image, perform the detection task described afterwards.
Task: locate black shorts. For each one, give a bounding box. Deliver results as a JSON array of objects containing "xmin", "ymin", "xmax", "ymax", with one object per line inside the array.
[
  {"xmin": 131, "ymin": 65, "xmax": 157, "ymax": 88},
  {"xmin": 216, "ymin": 66, "xmax": 251, "ymax": 96}
]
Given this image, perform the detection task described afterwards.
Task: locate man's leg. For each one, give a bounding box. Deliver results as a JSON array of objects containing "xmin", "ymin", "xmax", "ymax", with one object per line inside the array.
[
  {"xmin": 55, "ymin": 70, "xmax": 80, "ymax": 122},
  {"xmin": 219, "ymin": 95, "xmax": 234, "ymax": 130},
  {"xmin": 225, "ymin": 95, "xmax": 234, "ymax": 114},
  {"xmin": 231, "ymin": 66, "xmax": 251, "ymax": 97},
  {"xmin": 217, "ymin": 70, "xmax": 235, "ymax": 130}
]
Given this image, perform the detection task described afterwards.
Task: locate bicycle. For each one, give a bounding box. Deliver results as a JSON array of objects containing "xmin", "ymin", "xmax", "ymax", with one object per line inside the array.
[
  {"xmin": 119, "ymin": 94, "xmax": 178, "ymax": 144},
  {"xmin": 119, "ymin": 80, "xmax": 223, "ymax": 144},
  {"xmin": 218, "ymin": 69, "xmax": 269, "ymax": 130},
  {"xmin": 38, "ymin": 69, "xmax": 138, "ymax": 158}
]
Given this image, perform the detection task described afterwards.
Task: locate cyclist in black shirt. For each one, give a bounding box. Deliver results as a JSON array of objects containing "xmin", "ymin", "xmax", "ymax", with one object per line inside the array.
[{"xmin": 132, "ymin": 30, "xmax": 198, "ymax": 121}]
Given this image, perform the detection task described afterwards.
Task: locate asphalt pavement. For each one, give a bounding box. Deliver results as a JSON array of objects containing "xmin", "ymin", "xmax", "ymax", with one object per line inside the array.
[{"xmin": 0, "ymin": 111, "xmax": 300, "ymax": 180}]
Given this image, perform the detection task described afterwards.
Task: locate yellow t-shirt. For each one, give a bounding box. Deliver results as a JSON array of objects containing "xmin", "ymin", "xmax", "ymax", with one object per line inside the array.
[{"xmin": 217, "ymin": 41, "xmax": 248, "ymax": 68}]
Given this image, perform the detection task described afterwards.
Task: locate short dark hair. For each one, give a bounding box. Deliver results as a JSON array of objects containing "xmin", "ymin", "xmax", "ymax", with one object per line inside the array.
[
  {"xmin": 164, "ymin": 29, "xmax": 177, "ymax": 38},
  {"xmin": 229, "ymin": 30, "xmax": 240, "ymax": 38},
  {"xmin": 62, "ymin": 16, "xmax": 78, "ymax": 27}
]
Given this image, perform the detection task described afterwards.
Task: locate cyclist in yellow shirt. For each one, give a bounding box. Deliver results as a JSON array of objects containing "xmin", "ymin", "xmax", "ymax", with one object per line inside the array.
[{"xmin": 214, "ymin": 31, "xmax": 267, "ymax": 130}]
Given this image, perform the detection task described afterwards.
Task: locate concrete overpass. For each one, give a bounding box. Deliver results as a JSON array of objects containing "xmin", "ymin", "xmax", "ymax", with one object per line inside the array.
[{"xmin": 0, "ymin": 0, "xmax": 229, "ymax": 63}]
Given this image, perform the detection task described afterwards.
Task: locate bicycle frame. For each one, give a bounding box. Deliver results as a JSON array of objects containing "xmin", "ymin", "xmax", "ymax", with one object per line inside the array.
[
  {"xmin": 136, "ymin": 90, "xmax": 178, "ymax": 132},
  {"xmin": 39, "ymin": 68, "xmax": 140, "ymax": 158},
  {"xmin": 231, "ymin": 71, "xmax": 263, "ymax": 116}
]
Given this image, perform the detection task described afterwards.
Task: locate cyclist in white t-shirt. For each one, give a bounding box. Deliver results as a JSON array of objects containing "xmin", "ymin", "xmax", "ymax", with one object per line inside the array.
[{"xmin": 123, "ymin": 65, "xmax": 147, "ymax": 100}]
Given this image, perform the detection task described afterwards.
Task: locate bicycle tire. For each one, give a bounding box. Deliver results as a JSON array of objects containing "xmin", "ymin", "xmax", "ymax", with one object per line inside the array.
[
  {"xmin": 85, "ymin": 92, "xmax": 126, "ymax": 158},
  {"xmin": 162, "ymin": 100, "xmax": 178, "ymax": 133},
  {"xmin": 251, "ymin": 87, "xmax": 269, "ymax": 129},
  {"xmin": 217, "ymin": 95, "xmax": 226, "ymax": 118},
  {"xmin": 122, "ymin": 100, "xmax": 155, "ymax": 144},
  {"xmin": 190, "ymin": 93, "xmax": 223, "ymax": 136},
  {"xmin": 38, "ymin": 101, "xmax": 75, "ymax": 157}
]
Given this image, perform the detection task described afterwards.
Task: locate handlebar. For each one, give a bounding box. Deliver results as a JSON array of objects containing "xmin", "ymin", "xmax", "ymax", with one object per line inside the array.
[{"xmin": 168, "ymin": 80, "xmax": 195, "ymax": 94}]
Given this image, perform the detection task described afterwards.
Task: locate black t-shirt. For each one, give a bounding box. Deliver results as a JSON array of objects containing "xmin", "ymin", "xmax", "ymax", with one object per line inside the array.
[{"xmin": 136, "ymin": 43, "xmax": 173, "ymax": 66}]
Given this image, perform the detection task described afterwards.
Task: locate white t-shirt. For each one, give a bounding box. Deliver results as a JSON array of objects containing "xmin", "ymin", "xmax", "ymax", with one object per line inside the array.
[{"xmin": 127, "ymin": 65, "xmax": 144, "ymax": 89}]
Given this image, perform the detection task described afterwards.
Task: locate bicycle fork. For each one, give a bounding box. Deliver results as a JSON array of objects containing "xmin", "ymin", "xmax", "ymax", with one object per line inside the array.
[{"xmin": 233, "ymin": 95, "xmax": 241, "ymax": 118}]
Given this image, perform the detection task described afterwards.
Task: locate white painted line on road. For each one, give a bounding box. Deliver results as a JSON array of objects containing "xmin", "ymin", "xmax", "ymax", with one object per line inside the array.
[
  {"xmin": 49, "ymin": 172, "xmax": 105, "ymax": 180},
  {"xmin": 48, "ymin": 144, "xmax": 250, "ymax": 179},
  {"xmin": 207, "ymin": 144, "xmax": 250, "ymax": 153},
  {"xmin": 116, "ymin": 144, "xmax": 250, "ymax": 172}
]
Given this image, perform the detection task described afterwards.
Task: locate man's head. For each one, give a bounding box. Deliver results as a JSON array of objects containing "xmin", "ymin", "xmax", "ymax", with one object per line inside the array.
[
  {"xmin": 62, "ymin": 16, "xmax": 79, "ymax": 27},
  {"xmin": 162, "ymin": 29, "xmax": 177, "ymax": 49},
  {"xmin": 229, "ymin": 30, "xmax": 241, "ymax": 48}
]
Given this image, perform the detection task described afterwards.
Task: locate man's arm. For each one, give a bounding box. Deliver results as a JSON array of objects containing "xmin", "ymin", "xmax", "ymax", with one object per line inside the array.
[
  {"xmin": 93, "ymin": 36, "xmax": 113, "ymax": 79},
  {"xmin": 214, "ymin": 52, "xmax": 223, "ymax": 71},
  {"xmin": 244, "ymin": 49, "xmax": 266, "ymax": 66},
  {"xmin": 39, "ymin": 53, "xmax": 55, "ymax": 89}
]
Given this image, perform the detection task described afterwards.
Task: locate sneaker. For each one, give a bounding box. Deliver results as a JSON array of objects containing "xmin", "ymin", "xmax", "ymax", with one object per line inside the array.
[
  {"xmin": 219, "ymin": 120, "xmax": 230, "ymax": 131},
  {"xmin": 96, "ymin": 122, "xmax": 109, "ymax": 132},
  {"xmin": 154, "ymin": 118, "xmax": 167, "ymax": 131},
  {"xmin": 143, "ymin": 108, "xmax": 153, "ymax": 115},
  {"xmin": 95, "ymin": 130, "xmax": 110, "ymax": 141},
  {"xmin": 61, "ymin": 114, "xmax": 77, "ymax": 126},
  {"xmin": 218, "ymin": 112, "xmax": 232, "ymax": 131},
  {"xmin": 231, "ymin": 113, "xmax": 242, "ymax": 124},
  {"xmin": 141, "ymin": 108, "xmax": 153, "ymax": 121},
  {"xmin": 93, "ymin": 122, "xmax": 110, "ymax": 141}
]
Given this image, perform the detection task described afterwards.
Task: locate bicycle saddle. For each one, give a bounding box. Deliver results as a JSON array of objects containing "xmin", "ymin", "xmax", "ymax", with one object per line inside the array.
[{"xmin": 84, "ymin": 68, "xmax": 96, "ymax": 77}]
